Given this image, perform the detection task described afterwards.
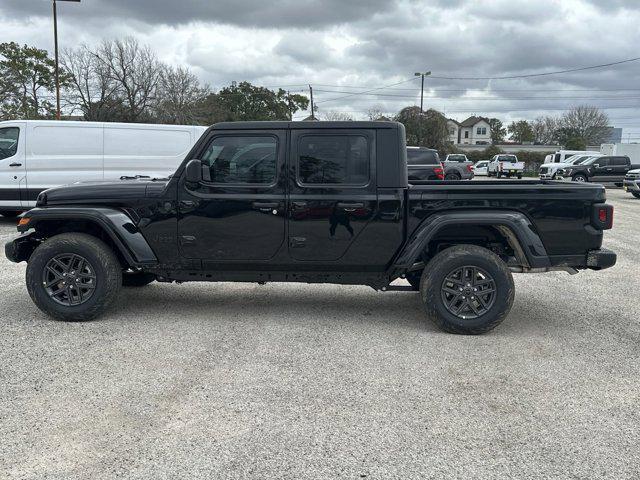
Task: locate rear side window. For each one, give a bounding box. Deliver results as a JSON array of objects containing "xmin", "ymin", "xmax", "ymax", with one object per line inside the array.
[
  {"xmin": 201, "ymin": 135, "xmax": 277, "ymax": 184},
  {"xmin": 0, "ymin": 127, "xmax": 19, "ymax": 160},
  {"xmin": 298, "ymin": 135, "xmax": 369, "ymax": 185},
  {"xmin": 612, "ymin": 157, "xmax": 629, "ymax": 166},
  {"xmin": 407, "ymin": 149, "xmax": 439, "ymax": 165}
]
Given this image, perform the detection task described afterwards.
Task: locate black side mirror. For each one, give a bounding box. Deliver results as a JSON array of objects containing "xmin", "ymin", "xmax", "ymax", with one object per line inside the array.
[{"xmin": 185, "ymin": 159, "xmax": 203, "ymax": 184}]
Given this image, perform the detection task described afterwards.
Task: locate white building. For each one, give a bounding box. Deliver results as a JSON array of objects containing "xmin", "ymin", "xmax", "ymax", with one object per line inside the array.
[{"xmin": 448, "ymin": 116, "xmax": 492, "ymax": 145}]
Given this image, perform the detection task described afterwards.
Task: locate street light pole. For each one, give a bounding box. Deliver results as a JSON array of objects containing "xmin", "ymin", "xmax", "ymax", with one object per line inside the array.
[{"xmin": 52, "ymin": 0, "xmax": 81, "ymax": 120}]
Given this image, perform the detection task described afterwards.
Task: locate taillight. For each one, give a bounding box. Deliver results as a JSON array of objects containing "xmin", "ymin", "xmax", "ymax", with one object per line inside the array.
[
  {"xmin": 467, "ymin": 164, "xmax": 473, "ymax": 173},
  {"xmin": 434, "ymin": 166, "xmax": 444, "ymax": 180},
  {"xmin": 592, "ymin": 204, "xmax": 613, "ymax": 230}
]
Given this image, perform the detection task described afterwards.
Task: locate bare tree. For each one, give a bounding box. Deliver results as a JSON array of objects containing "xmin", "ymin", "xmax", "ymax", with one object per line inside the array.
[
  {"xmin": 366, "ymin": 106, "xmax": 386, "ymax": 121},
  {"xmin": 96, "ymin": 37, "xmax": 162, "ymax": 122},
  {"xmin": 321, "ymin": 110, "xmax": 354, "ymax": 121},
  {"xmin": 558, "ymin": 105, "xmax": 609, "ymax": 145},
  {"xmin": 155, "ymin": 66, "xmax": 209, "ymax": 124},
  {"xmin": 62, "ymin": 45, "xmax": 123, "ymax": 120}
]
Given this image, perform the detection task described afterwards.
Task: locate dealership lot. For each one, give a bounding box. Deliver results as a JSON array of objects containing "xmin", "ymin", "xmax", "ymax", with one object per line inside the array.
[{"xmin": 1, "ymin": 188, "xmax": 638, "ymax": 479}]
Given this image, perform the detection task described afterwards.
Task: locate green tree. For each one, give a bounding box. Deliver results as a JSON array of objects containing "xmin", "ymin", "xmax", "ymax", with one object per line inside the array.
[
  {"xmin": 558, "ymin": 105, "xmax": 609, "ymax": 146},
  {"xmin": 488, "ymin": 118, "xmax": 506, "ymax": 144},
  {"xmin": 394, "ymin": 106, "xmax": 449, "ymax": 149},
  {"xmin": 508, "ymin": 120, "xmax": 535, "ymax": 144},
  {"xmin": 197, "ymin": 81, "xmax": 309, "ymax": 124},
  {"xmin": 0, "ymin": 42, "xmax": 69, "ymax": 119}
]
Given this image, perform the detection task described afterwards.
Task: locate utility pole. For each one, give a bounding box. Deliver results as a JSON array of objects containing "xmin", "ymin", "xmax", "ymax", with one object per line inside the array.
[
  {"xmin": 52, "ymin": 0, "xmax": 81, "ymax": 120},
  {"xmin": 414, "ymin": 71, "xmax": 431, "ymax": 146},
  {"xmin": 309, "ymin": 85, "xmax": 315, "ymax": 120},
  {"xmin": 414, "ymin": 71, "xmax": 431, "ymax": 114}
]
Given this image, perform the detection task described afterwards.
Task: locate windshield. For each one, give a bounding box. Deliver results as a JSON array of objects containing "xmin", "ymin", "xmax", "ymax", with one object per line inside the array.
[
  {"xmin": 569, "ymin": 156, "xmax": 590, "ymax": 164},
  {"xmin": 581, "ymin": 157, "xmax": 601, "ymax": 165}
]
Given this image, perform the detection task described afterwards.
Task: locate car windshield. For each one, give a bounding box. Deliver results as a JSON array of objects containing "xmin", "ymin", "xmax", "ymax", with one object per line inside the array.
[
  {"xmin": 570, "ymin": 156, "xmax": 590, "ymax": 165},
  {"xmin": 581, "ymin": 157, "xmax": 601, "ymax": 165}
]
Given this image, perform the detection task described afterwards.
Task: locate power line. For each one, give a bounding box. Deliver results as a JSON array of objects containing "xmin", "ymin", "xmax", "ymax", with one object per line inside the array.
[{"xmin": 314, "ymin": 77, "xmax": 418, "ymax": 104}]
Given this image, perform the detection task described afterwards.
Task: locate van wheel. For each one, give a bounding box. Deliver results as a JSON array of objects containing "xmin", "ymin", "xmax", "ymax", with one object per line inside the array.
[
  {"xmin": 123, "ymin": 271, "xmax": 156, "ymax": 287},
  {"xmin": 419, "ymin": 245, "xmax": 514, "ymax": 334},
  {"xmin": 26, "ymin": 233, "xmax": 122, "ymax": 322},
  {"xmin": 0, "ymin": 210, "xmax": 21, "ymax": 218}
]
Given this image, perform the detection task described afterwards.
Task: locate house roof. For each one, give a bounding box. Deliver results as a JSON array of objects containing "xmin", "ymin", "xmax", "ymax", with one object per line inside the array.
[
  {"xmin": 447, "ymin": 118, "xmax": 460, "ymax": 125},
  {"xmin": 459, "ymin": 116, "xmax": 490, "ymax": 127}
]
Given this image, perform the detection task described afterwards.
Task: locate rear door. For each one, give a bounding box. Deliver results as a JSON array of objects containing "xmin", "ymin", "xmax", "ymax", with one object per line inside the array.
[
  {"xmin": 288, "ymin": 129, "xmax": 376, "ymax": 261},
  {"xmin": 611, "ymin": 156, "xmax": 631, "ymax": 181},
  {"xmin": 177, "ymin": 130, "xmax": 286, "ymax": 262},
  {"xmin": 0, "ymin": 123, "xmax": 25, "ymax": 209}
]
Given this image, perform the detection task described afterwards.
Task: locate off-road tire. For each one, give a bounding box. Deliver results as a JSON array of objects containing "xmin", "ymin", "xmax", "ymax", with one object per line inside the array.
[
  {"xmin": 26, "ymin": 233, "xmax": 122, "ymax": 322},
  {"xmin": 122, "ymin": 271, "xmax": 156, "ymax": 287},
  {"xmin": 420, "ymin": 245, "xmax": 514, "ymax": 334}
]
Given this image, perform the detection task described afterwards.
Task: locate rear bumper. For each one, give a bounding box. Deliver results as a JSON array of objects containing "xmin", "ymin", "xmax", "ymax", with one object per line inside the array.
[{"xmin": 586, "ymin": 248, "xmax": 617, "ymax": 270}]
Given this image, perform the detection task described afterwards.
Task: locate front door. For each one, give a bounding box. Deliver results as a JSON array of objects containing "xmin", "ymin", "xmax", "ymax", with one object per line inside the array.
[
  {"xmin": 178, "ymin": 131, "xmax": 286, "ymax": 263},
  {"xmin": 0, "ymin": 124, "xmax": 26, "ymax": 210},
  {"xmin": 288, "ymin": 129, "xmax": 377, "ymax": 261},
  {"xmin": 590, "ymin": 157, "xmax": 611, "ymax": 182}
]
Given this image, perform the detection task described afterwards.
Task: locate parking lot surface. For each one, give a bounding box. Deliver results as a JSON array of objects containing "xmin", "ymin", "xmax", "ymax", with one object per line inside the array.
[{"xmin": 1, "ymin": 188, "xmax": 639, "ymax": 479}]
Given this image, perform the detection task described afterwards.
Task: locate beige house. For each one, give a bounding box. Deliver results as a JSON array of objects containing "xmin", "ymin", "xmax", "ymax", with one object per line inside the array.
[{"xmin": 448, "ymin": 116, "xmax": 492, "ymax": 145}]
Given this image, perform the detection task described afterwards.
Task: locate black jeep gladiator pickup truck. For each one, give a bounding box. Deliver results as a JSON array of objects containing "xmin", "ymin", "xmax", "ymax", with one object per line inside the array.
[{"xmin": 5, "ymin": 121, "xmax": 616, "ymax": 334}]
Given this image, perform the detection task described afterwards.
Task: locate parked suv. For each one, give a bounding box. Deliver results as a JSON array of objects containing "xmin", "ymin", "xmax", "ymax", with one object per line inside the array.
[
  {"xmin": 443, "ymin": 154, "xmax": 474, "ymax": 180},
  {"xmin": 407, "ymin": 147, "xmax": 444, "ymax": 181},
  {"xmin": 557, "ymin": 156, "xmax": 640, "ymax": 184}
]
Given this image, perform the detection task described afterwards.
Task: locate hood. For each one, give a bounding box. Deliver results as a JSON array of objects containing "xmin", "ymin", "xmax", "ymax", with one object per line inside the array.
[
  {"xmin": 628, "ymin": 168, "xmax": 640, "ymax": 175},
  {"xmin": 38, "ymin": 178, "xmax": 168, "ymax": 206},
  {"xmin": 540, "ymin": 162, "xmax": 574, "ymax": 169}
]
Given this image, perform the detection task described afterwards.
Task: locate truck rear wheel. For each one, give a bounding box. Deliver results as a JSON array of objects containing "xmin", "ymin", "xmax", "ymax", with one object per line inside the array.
[
  {"xmin": 419, "ymin": 245, "xmax": 514, "ymax": 334},
  {"xmin": 26, "ymin": 233, "xmax": 122, "ymax": 322},
  {"xmin": 445, "ymin": 172, "xmax": 461, "ymax": 181}
]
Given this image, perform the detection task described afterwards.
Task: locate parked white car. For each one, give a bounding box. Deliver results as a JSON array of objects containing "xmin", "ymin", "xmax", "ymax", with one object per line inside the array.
[
  {"xmin": 487, "ymin": 154, "xmax": 525, "ymax": 178},
  {"xmin": 473, "ymin": 160, "xmax": 490, "ymax": 176},
  {"xmin": 0, "ymin": 120, "xmax": 206, "ymax": 216},
  {"xmin": 539, "ymin": 154, "xmax": 602, "ymax": 180}
]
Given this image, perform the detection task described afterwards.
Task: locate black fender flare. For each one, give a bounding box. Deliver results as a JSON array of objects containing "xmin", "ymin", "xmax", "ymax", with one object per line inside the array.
[
  {"xmin": 17, "ymin": 207, "xmax": 157, "ymax": 266},
  {"xmin": 393, "ymin": 210, "xmax": 551, "ymax": 270}
]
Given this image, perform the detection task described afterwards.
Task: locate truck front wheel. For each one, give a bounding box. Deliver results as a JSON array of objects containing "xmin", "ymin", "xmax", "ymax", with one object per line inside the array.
[
  {"xmin": 572, "ymin": 174, "xmax": 588, "ymax": 182},
  {"xmin": 419, "ymin": 245, "xmax": 514, "ymax": 334},
  {"xmin": 26, "ymin": 233, "xmax": 122, "ymax": 322}
]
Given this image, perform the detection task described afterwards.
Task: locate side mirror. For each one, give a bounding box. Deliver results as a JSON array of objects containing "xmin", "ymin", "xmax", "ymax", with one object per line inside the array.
[
  {"xmin": 185, "ymin": 159, "xmax": 203, "ymax": 184},
  {"xmin": 593, "ymin": 164, "xmax": 600, "ymax": 169}
]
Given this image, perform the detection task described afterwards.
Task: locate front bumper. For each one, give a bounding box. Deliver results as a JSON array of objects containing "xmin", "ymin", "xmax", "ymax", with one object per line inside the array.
[
  {"xmin": 623, "ymin": 179, "xmax": 640, "ymax": 192},
  {"xmin": 4, "ymin": 231, "xmax": 39, "ymax": 263},
  {"xmin": 539, "ymin": 173, "xmax": 555, "ymax": 180},
  {"xmin": 586, "ymin": 248, "xmax": 617, "ymax": 270}
]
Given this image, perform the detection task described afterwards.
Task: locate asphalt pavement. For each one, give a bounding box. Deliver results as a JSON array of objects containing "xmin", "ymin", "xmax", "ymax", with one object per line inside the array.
[{"xmin": 0, "ymin": 188, "xmax": 638, "ymax": 479}]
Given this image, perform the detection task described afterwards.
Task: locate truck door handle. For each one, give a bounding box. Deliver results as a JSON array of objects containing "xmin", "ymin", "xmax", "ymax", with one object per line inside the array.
[
  {"xmin": 291, "ymin": 201, "xmax": 307, "ymax": 210},
  {"xmin": 336, "ymin": 202, "xmax": 364, "ymax": 211},
  {"xmin": 9, "ymin": 163, "xmax": 22, "ymax": 167},
  {"xmin": 252, "ymin": 201, "xmax": 279, "ymax": 210}
]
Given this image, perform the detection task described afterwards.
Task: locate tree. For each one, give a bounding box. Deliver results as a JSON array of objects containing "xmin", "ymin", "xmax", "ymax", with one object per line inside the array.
[
  {"xmin": 508, "ymin": 120, "xmax": 535, "ymax": 143},
  {"xmin": 558, "ymin": 105, "xmax": 609, "ymax": 146},
  {"xmin": 0, "ymin": 42, "xmax": 69, "ymax": 120},
  {"xmin": 62, "ymin": 45, "xmax": 125, "ymax": 121},
  {"xmin": 322, "ymin": 111, "xmax": 354, "ymax": 121},
  {"xmin": 198, "ymin": 81, "xmax": 309, "ymax": 123},
  {"xmin": 366, "ymin": 106, "xmax": 387, "ymax": 121},
  {"xmin": 155, "ymin": 66, "xmax": 209, "ymax": 124},
  {"xmin": 95, "ymin": 37, "xmax": 162, "ymax": 122},
  {"xmin": 394, "ymin": 106, "xmax": 449, "ymax": 149},
  {"xmin": 488, "ymin": 118, "xmax": 506, "ymax": 144},
  {"xmin": 531, "ymin": 116, "xmax": 560, "ymax": 145}
]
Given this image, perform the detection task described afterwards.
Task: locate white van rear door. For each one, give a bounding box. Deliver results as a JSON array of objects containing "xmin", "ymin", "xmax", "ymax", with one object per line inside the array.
[
  {"xmin": 24, "ymin": 122, "xmax": 104, "ymax": 206},
  {"xmin": 0, "ymin": 122, "xmax": 26, "ymax": 209},
  {"xmin": 104, "ymin": 125, "xmax": 196, "ymax": 179}
]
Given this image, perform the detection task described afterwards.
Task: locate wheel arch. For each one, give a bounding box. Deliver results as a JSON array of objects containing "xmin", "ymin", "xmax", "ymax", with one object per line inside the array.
[
  {"xmin": 13, "ymin": 207, "xmax": 157, "ymax": 267},
  {"xmin": 393, "ymin": 210, "xmax": 551, "ymax": 273}
]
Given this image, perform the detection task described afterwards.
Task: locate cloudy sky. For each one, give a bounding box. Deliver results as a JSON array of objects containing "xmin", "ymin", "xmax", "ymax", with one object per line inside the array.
[{"xmin": 1, "ymin": 0, "xmax": 639, "ymax": 139}]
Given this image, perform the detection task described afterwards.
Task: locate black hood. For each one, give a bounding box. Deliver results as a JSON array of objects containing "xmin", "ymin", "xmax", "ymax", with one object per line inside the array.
[{"xmin": 38, "ymin": 178, "xmax": 169, "ymax": 206}]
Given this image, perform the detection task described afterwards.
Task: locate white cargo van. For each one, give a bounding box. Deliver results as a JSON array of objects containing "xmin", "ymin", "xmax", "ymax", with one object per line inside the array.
[{"xmin": 0, "ymin": 120, "xmax": 206, "ymax": 216}]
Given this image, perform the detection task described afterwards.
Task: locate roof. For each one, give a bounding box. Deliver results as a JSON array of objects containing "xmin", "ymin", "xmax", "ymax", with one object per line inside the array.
[
  {"xmin": 211, "ymin": 121, "xmax": 401, "ymax": 130},
  {"xmin": 459, "ymin": 116, "xmax": 490, "ymax": 127}
]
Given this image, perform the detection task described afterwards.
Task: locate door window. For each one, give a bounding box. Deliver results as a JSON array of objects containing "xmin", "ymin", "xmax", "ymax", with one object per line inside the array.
[
  {"xmin": 0, "ymin": 127, "xmax": 19, "ymax": 160},
  {"xmin": 200, "ymin": 136, "xmax": 277, "ymax": 184},
  {"xmin": 298, "ymin": 135, "xmax": 369, "ymax": 186},
  {"xmin": 596, "ymin": 158, "xmax": 610, "ymax": 167},
  {"xmin": 612, "ymin": 157, "xmax": 629, "ymax": 166}
]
